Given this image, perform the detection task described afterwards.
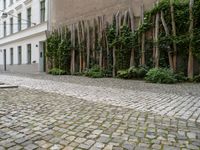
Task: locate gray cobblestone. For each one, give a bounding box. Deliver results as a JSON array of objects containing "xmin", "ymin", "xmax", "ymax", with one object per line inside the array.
[
  {"xmin": 0, "ymin": 75, "xmax": 199, "ymax": 123},
  {"xmin": 0, "ymin": 75, "xmax": 199, "ymax": 149}
]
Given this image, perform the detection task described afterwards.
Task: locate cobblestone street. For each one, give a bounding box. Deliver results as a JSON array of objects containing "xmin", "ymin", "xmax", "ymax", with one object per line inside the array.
[
  {"xmin": 0, "ymin": 74, "xmax": 199, "ymax": 123},
  {"xmin": 0, "ymin": 88, "xmax": 199, "ymax": 150},
  {"xmin": 0, "ymin": 74, "xmax": 200, "ymax": 150}
]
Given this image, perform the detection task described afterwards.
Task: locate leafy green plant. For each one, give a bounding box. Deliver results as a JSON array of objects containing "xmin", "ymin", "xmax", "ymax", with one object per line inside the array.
[
  {"xmin": 117, "ymin": 70, "xmax": 130, "ymax": 79},
  {"xmin": 174, "ymin": 72, "xmax": 187, "ymax": 82},
  {"xmin": 128, "ymin": 67, "xmax": 138, "ymax": 78},
  {"xmin": 117, "ymin": 66, "xmax": 148, "ymax": 79},
  {"xmin": 193, "ymin": 75, "xmax": 200, "ymax": 83},
  {"xmin": 145, "ymin": 68, "xmax": 177, "ymax": 84},
  {"xmin": 47, "ymin": 27, "xmax": 71, "ymax": 73},
  {"xmin": 84, "ymin": 65, "xmax": 105, "ymax": 78},
  {"xmin": 48, "ymin": 68, "xmax": 66, "ymax": 75}
]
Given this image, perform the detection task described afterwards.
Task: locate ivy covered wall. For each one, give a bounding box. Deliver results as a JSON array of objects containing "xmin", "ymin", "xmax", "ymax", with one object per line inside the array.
[{"xmin": 47, "ymin": 0, "xmax": 200, "ymax": 79}]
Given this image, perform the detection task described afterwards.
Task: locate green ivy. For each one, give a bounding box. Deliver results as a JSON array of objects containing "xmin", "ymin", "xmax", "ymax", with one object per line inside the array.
[{"xmin": 47, "ymin": 27, "xmax": 71, "ymax": 73}]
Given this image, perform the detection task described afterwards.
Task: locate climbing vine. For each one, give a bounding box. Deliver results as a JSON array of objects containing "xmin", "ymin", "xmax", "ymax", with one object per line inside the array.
[{"xmin": 46, "ymin": 0, "xmax": 200, "ymax": 78}]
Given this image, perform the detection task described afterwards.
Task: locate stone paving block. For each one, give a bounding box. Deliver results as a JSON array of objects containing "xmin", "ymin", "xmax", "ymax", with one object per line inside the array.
[
  {"xmin": 1, "ymin": 74, "xmax": 200, "ymax": 123},
  {"xmin": 24, "ymin": 144, "xmax": 38, "ymax": 150},
  {"xmin": 0, "ymin": 86, "xmax": 199, "ymax": 150},
  {"xmin": 7, "ymin": 145, "xmax": 23, "ymax": 150},
  {"xmin": 50, "ymin": 144, "xmax": 63, "ymax": 150}
]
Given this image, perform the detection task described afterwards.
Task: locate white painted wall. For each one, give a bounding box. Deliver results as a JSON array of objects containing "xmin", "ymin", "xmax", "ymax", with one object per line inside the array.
[
  {"xmin": 0, "ymin": 32, "xmax": 46, "ymax": 65},
  {"xmin": 0, "ymin": 0, "xmax": 48, "ymax": 72}
]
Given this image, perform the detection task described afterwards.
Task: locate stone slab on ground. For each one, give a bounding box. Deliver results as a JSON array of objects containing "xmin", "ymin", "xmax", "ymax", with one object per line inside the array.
[{"xmin": 0, "ymin": 85, "xmax": 18, "ymax": 89}]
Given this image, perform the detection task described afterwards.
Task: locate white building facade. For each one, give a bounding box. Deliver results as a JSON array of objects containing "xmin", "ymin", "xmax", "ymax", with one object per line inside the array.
[{"xmin": 0, "ymin": 0, "xmax": 48, "ymax": 73}]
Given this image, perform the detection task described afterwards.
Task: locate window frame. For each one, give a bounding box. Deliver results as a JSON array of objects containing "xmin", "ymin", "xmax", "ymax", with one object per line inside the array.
[
  {"xmin": 3, "ymin": 21, "xmax": 6, "ymax": 37},
  {"xmin": 27, "ymin": 7, "xmax": 31, "ymax": 28},
  {"xmin": 10, "ymin": 17, "xmax": 13, "ymax": 34},
  {"xmin": 10, "ymin": 0, "xmax": 13, "ymax": 5},
  {"xmin": 18, "ymin": 46, "xmax": 22, "ymax": 65},
  {"xmin": 18, "ymin": 13, "xmax": 22, "ymax": 31},
  {"xmin": 10, "ymin": 48, "xmax": 14, "ymax": 65},
  {"xmin": 3, "ymin": 0, "xmax": 6, "ymax": 9},
  {"xmin": 40, "ymin": 0, "xmax": 45, "ymax": 23},
  {"xmin": 27, "ymin": 44, "xmax": 32, "ymax": 64}
]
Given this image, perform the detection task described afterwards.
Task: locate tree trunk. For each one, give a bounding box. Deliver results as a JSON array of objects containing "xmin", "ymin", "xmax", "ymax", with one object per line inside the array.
[
  {"xmin": 81, "ymin": 21, "xmax": 86, "ymax": 71},
  {"xmin": 141, "ymin": 4, "xmax": 145, "ymax": 66},
  {"xmin": 161, "ymin": 11, "xmax": 174, "ymax": 71},
  {"xmin": 188, "ymin": 0, "xmax": 194, "ymax": 79},
  {"xmin": 77, "ymin": 22, "xmax": 82, "ymax": 73},
  {"xmin": 170, "ymin": 0, "xmax": 177, "ymax": 71},
  {"xmin": 113, "ymin": 48, "xmax": 116, "ymax": 77},
  {"xmin": 123, "ymin": 10, "xmax": 128, "ymax": 26},
  {"xmin": 98, "ymin": 16, "xmax": 103, "ymax": 69},
  {"xmin": 70, "ymin": 24, "xmax": 76, "ymax": 74},
  {"xmin": 155, "ymin": 4, "xmax": 160, "ymax": 68},
  {"xmin": 92, "ymin": 18, "xmax": 97, "ymax": 63},
  {"xmin": 113, "ymin": 12, "xmax": 120, "ymax": 77},
  {"xmin": 86, "ymin": 20, "xmax": 90, "ymax": 69},
  {"xmin": 129, "ymin": 8, "xmax": 136, "ymax": 67}
]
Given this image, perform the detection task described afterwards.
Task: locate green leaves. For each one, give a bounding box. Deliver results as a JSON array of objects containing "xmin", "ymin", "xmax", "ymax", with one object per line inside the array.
[
  {"xmin": 145, "ymin": 68, "xmax": 177, "ymax": 84},
  {"xmin": 47, "ymin": 28, "xmax": 71, "ymax": 72}
]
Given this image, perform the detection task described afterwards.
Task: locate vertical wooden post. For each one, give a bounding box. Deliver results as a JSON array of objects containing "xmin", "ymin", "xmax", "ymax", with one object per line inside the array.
[
  {"xmin": 81, "ymin": 21, "xmax": 86, "ymax": 71},
  {"xmin": 155, "ymin": 1, "xmax": 160, "ymax": 68},
  {"xmin": 86, "ymin": 20, "xmax": 90, "ymax": 69},
  {"xmin": 160, "ymin": 11, "xmax": 174, "ymax": 71},
  {"xmin": 170, "ymin": 0, "xmax": 177, "ymax": 71},
  {"xmin": 141, "ymin": 3, "xmax": 146, "ymax": 66},
  {"xmin": 129, "ymin": 8, "xmax": 136, "ymax": 67},
  {"xmin": 70, "ymin": 24, "xmax": 76, "ymax": 74},
  {"xmin": 188, "ymin": 0, "xmax": 194, "ymax": 79},
  {"xmin": 98, "ymin": 16, "xmax": 103, "ymax": 69},
  {"xmin": 77, "ymin": 22, "xmax": 82, "ymax": 73}
]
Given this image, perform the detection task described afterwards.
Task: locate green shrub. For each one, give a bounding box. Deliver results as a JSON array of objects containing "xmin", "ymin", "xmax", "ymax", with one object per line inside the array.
[
  {"xmin": 84, "ymin": 66, "xmax": 105, "ymax": 78},
  {"xmin": 117, "ymin": 70, "xmax": 129, "ymax": 79},
  {"xmin": 128, "ymin": 67, "xmax": 138, "ymax": 78},
  {"xmin": 117, "ymin": 66, "xmax": 148, "ymax": 79},
  {"xmin": 193, "ymin": 75, "xmax": 200, "ymax": 83},
  {"xmin": 48, "ymin": 68, "xmax": 66, "ymax": 75},
  {"xmin": 145, "ymin": 68, "xmax": 177, "ymax": 84},
  {"xmin": 174, "ymin": 72, "xmax": 187, "ymax": 82},
  {"xmin": 137, "ymin": 66, "xmax": 148, "ymax": 78}
]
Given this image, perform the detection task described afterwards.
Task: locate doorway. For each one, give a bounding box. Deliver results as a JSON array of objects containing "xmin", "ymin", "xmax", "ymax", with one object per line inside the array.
[
  {"xmin": 39, "ymin": 42, "xmax": 46, "ymax": 72},
  {"xmin": 3, "ymin": 49, "xmax": 6, "ymax": 71},
  {"xmin": 18, "ymin": 46, "xmax": 22, "ymax": 65},
  {"xmin": 10, "ymin": 48, "xmax": 13, "ymax": 65},
  {"xmin": 27, "ymin": 44, "xmax": 31, "ymax": 64}
]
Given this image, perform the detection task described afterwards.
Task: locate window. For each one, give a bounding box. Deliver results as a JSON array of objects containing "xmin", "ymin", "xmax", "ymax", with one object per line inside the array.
[
  {"xmin": 3, "ymin": 0, "xmax": 6, "ymax": 9},
  {"xmin": 27, "ymin": 8, "xmax": 31, "ymax": 28},
  {"xmin": 3, "ymin": 49, "xmax": 6, "ymax": 70},
  {"xmin": 18, "ymin": 13, "xmax": 21, "ymax": 31},
  {"xmin": 10, "ymin": 48, "xmax": 13, "ymax": 65},
  {"xmin": 10, "ymin": 0, "xmax": 13, "ymax": 5},
  {"xmin": 40, "ymin": 0, "xmax": 45, "ymax": 22},
  {"xmin": 10, "ymin": 17, "xmax": 13, "ymax": 34},
  {"xmin": 3, "ymin": 21, "xmax": 6, "ymax": 37},
  {"xmin": 27, "ymin": 44, "xmax": 31, "ymax": 64},
  {"xmin": 18, "ymin": 46, "xmax": 22, "ymax": 65}
]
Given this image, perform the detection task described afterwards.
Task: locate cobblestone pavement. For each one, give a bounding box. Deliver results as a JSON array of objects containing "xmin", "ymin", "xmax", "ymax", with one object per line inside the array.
[
  {"xmin": 0, "ymin": 88, "xmax": 200, "ymax": 150},
  {"xmin": 0, "ymin": 74, "xmax": 200, "ymax": 124},
  {"xmin": 1, "ymin": 72, "xmax": 200, "ymax": 97}
]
